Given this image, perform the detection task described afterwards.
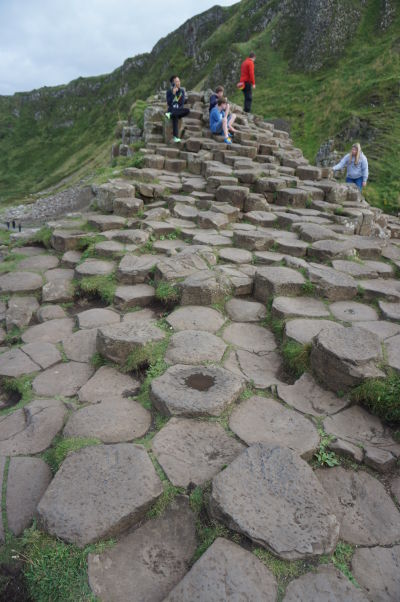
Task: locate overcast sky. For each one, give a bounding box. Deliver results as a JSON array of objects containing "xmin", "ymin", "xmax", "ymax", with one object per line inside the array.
[{"xmin": 0, "ymin": 0, "xmax": 238, "ymax": 96}]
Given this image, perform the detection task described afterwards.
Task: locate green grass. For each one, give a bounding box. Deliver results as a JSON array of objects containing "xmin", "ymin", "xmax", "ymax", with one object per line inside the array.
[
  {"xmin": 253, "ymin": 548, "xmax": 312, "ymax": 600},
  {"xmin": 42, "ymin": 436, "xmax": 101, "ymax": 473},
  {"xmin": 331, "ymin": 542, "xmax": 358, "ymax": 586},
  {"xmin": 155, "ymin": 281, "xmax": 181, "ymax": 306},
  {"xmin": 301, "ymin": 280, "xmax": 315, "ymax": 296},
  {"xmin": 281, "ymin": 340, "xmax": 311, "ymax": 379},
  {"xmin": 123, "ymin": 338, "xmax": 169, "ymax": 373},
  {"xmin": 351, "ymin": 371, "xmax": 400, "ymax": 424},
  {"xmin": 73, "ymin": 274, "xmax": 116, "ymax": 305},
  {"xmin": 146, "ymin": 482, "xmax": 184, "ymax": 519},
  {"xmin": 33, "ymin": 226, "xmax": 53, "ymax": 249},
  {"xmin": 0, "ymin": 374, "xmax": 35, "ymax": 415}
]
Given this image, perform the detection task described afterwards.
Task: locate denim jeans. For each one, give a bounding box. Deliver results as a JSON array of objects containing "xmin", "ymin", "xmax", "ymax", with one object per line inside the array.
[{"xmin": 346, "ymin": 176, "xmax": 363, "ymax": 191}]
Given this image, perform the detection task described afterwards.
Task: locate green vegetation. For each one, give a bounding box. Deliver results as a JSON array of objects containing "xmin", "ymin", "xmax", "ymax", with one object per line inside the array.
[
  {"xmin": 301, "ymin": 279, "xmax": 315, "ymax": 296},
  {"xmin": 155, "ymin": 281, "xmax": 181, "ymax": 306},
  {"xmin": 73, "ymin": 274, "xmax": 116, "ymax": 305},
  {"xmin": 331, "ymin": 542, "xmax": 358, "ymax": 586},
  {"xmin": 3, "ymin": 324, "xmax": 23, "ymax": 344},
  {"xmin": 135, "ymin": 340, "xmax": 169, "ymax": 409},
  {"xmin": 281, "ymin": 340, "xmax": 311, "ymax": 379},
  {"xmin": 42, "ymin": 436, "xmax": 101, "ymax": 473},
  {"xmin": 146, "ymin": 482, "xmax": 184, "ymax": 519},
  {"xmin": 33, "ymin": 226, "xmax": 53, "ymax": 249},
  {"xmin": 313, "ymin": 428, "xmax": 340, "ymax": 468},
  {"xmin": 351, "ymin": 371, "xmax": 400, "ymax": 424},
  {"xmin": 0, "ymin": 374, "xmax": 35, "ymax": 415},
  {"xmin": 253, "ymin": 548, "xmax": 312, "ymax": 600}
]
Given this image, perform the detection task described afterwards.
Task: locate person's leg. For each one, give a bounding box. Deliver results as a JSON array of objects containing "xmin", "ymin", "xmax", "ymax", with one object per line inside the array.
[
  {"xmin": 228, "ymin": 113, "xmax": 237, "ymax": 132},
  {"xmin": 222, "ymin": 116, "xmax": 229, "ymax": 139},
  {"xmin": 244, "ymin": 83, "xmax": 252, "ymax": 113},
  {"xmin": 171, "ymin": 114, "xmax": 179, "ymax": 138}
]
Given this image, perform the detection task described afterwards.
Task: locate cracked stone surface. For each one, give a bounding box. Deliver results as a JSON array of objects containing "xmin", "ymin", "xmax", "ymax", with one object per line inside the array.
[
  {"xmin": 22, "ymin": 318, "xmax": 75, "ymax": 344},
  {"xmin": 37, "ymin": 444, "xmax": 163, "ymax": 546},
  {"xmin": 224, "ymin": 348, "xmax": 283, "ymax": 388},
  {"xmin": 21, "ymin": 342, "xmax": 62, "ymax": 370},
  {"xmin": 277, "ymin": 373, "xmax": 349, "ymax": 416},
  {"xmin": 78, "ymin": 365, "xmax": 140, "ymax": 403},
  {"xmin": 285, "ymin": 318, "xmax": 338, "ymax": 345},
  {"xmin": 150, "ymin": 364, "xmax": 245, "ymax": 417},
  {"xmin": 225, "ymin": 298, "xmax": 266, "ymax": 322},
  {"xmin": 166, "ymin": 305, "xmax": 225, "ymax": 332},
  {"xmin": 62, "ymin": 328, "xmax": 98, "ymax": 363},
  {"xmin": 152, "ymin": 417, "xmax": 245, "ymax": 487},
  {"xmin": 0, "ymin": 271, "xmax": 43, "ymax": 294},
  {"xmin": 210, "ymin": 444, "xmax": 339, "ymax": 560},
  {"xmin": 88, "ymin": 496, "xmax": 196, "ymax": 602},
  {"xmin": 352, "ymin": 545, "xmax": 400, "ymax": 602},
  {"xmin": 0, "ymin": 348, "xmax": 40, "ymax": 378},
  {"xmin": 33, "ymin": 361, "xmax": 94, "ymax": 397},
  {"xmin": 282, "ymin": 565, "xmax": 369, "ymax": 602},
  {"xmin": 222, "ymin": 322, "xmax": 277, "ymax": 353},
  {"xmin": 165, "ymin": 330, "xmax": 226, "ymax": 365}
]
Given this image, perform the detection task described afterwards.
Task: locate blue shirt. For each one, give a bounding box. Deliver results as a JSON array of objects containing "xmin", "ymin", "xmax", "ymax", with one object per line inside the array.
[
  {"xmin": 333, "ymin": 153, "xmax": 369, "ymax": 182},
  {"xmin": 209, "ymin": 106, "xmax": 223, "ymax": 133}
]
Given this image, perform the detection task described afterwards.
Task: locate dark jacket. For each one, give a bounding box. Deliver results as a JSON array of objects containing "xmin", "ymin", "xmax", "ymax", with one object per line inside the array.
[
  {"xmin": 166, "ymin": 87, "xmax": 185, "ymax": 111},
  {"xmin": 209, "ymin": 93, "xmax": 218, "ymax": 113}
]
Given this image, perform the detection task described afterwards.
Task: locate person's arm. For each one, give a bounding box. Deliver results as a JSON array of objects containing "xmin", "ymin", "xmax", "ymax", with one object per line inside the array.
[
  {"xmin": 333, "ymin": 154, "xmax": 349, "ymax": 172},
  {"xmin": 361, "ymin": 155, "xmax": 368, "ymax": 185},
  {"xmin": 166, "ymin": 89, "xmax": 173, "ymax": 108}
]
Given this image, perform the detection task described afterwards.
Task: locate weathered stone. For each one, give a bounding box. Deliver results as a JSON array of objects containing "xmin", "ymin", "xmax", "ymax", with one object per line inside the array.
[
  {"xmin": 64, "ymin": 398, "xmax": 151, "ymax": 443},
  {"xmin": 88, "ymin": 496, "xmax": 196, "ymax": 602},
  {"xmin": 95, "ymin": 182, "xmax": 135, "ymax": 212},
  {"xmin": 6, "ymin": 296, "xmax": 39, "ymax": 330},
  {"xmin": 230, "ymin": 396, "xmax": 319, "ymax": 459},
  {"xmin": 22, "ymin": 318, "xmax": 75, "ymax": 344},
  {"xmin": 151, "ymin": 364, "xmax": 244, "ymax": 417},
  {"xmin": 379, "ymin": 300, "xmax": 400, "ymax": 320},
  {"xmin": 38, "ymin": 444, "xmax": 163, "ymax": 546},
  {"xmin": 37, "ymin": 304, "xmax": 67, "ymax": 322},
  {"xmin": 0, "ymin": 271, "xmax": 43, "ymax": 294},
  {"xmin": 222, "ymin": 322, "xmax": 277, "ymax": 353},
  {"xmin": 352, "ymin": 545, "xmax": 400, "ymax": 602},
  {"xmin": 307, "ymin": 264, "xmax": 358, "ymax": 300},
  {"xmin": 180, "ymin": 271, "xmax": 229, "ymax": 306},
  {"xmin": 152, "ymin": 418, "xmax": 244, "ymax": 487},
  {"xmin": 21, "ymin": 342, "xmax": 62, "ymax": 370},
  {"xmin": 0, "ymin": 398, "xmax": 67, "ymax": 455},
  {"xmin": 33, "ymin": 362, "xmax": 94, "ymax": 397},
  {"xmin": 165, "ymin": 330, "xmax": 226, "ymax": 365},
  {"xmin": 166, "ymin": 305, "xmax": 225, "ymax": 333},
  {"xmin": 114, "ymin": 284, "xmax": 155, "ymax": 310},
  {"xmin": 245, "ymin": 211, "xmax": 277, "ymax": 226},
  {"xmin": 6, "ymin": 457, "xmax": 52, "ymax": 536},
  {"xmin": 317, "ymin": 467, "xmax": 400, "ymax": 545},
  {"xmin": 218, "ymin": 247, "xmax": 252, "ymax": 264},
  {"xmin": 283, "ymin": 565, "xmax": 369, "ymax": 602},
  {"xmin": 122, "ymin": 308, "xmax": 157, "ymax": 323},
  {"xmin": 97, "ymin": 322, "xmax": 165, "ymax": 365},
  {"xmin": 210, "ymin": 444, "xmax": 339, "ymax": 560},
  {"xmin": 254, "ymin": 267, "xmax": 305, "ymax": 302},
  {"xmin": 94, "ymin": 240, "xmax": 126, "ymax": 258},
  {"xmin": 117, "ymin": 254, "xmax": 157, "ymax": 284},
  {"xmin": 364, "ymin": 446, "xmax": 396, "ymax": 472},
  {"xmin": 386, "ymin": 333, "xmax": 400, "ymax": 373},
  {"xmin": 233, "ymin": 229, "xmax": 274, "ymax": 251},
  {"xmin": 62, "ymin": 329, "xmax": 98, "ymax": 362},
  {"xmin": 164, "ymin": 537, "xmax": 278, "ymax": 602},
  {"xmin": 253, "ymin": 250, "xmax": 285, "ymax": 265},
  {"xmin": 215, "ymin": 186, "xmax": 249, "ymax": 209},
  {"xmin": 357, "ymin": 320, "xmax": 400, "ymax": 341},
  {"xmin": 272, "ymin": 296, "xmax": 330, "ymax": 320},
  {"xmin": 308, "ymin": 239, "xmax": 355, "ymax": 261},
  {"xmin": 87, "ymin": 214, "xmax": 126, "ymax": 231},
  {"xmin": 42, "ymin": 278, "xmax": 74, "ymax": 303},
  {"xmin": 332, "ymin": 259, "xmax": 389, "ymax": 279},
  {"xmin": 0, "ymin": 348, "xmax": 40, "ymax": 378},
  {"xmin": 311, "ymin": 324, "xmax": 383, "ymax": 392},
  {"xmin": 391, "ymin": 476, "xmax": 400, "ymax": 501},
  {"xmin": 44, "ymin": 268, "xmax": 74, "ymax": 283},
  {"xmin": 75, "ymin": 258, "xmax": 115, "ymax": 279},
  {"xmin": 61, "ymin": 250, "xmax": 82, "ymax": 267},
  {"xmin": 76, "ymin": 308, "xmax": 119, "ymax": 329},
  {"xmin": 277, "ymin": 373, "xmax": 349, "ymax": 416},
  {"xmin": 329, "ymin": 300, "xmax": 379, "ymax": 322},
  {"xmin": 113, "ymin": 197, "xmax": 144, "ymax": 217},
  {"xmin": 225, "ymin": 298, "xmax": 266, "ymax": 322},
  {"xmin": 285, "ymin": 318, "xmax": 338, "ymax": 345},
  {"xmin": 78, "ymin": 365, "xmax": 139, "ymax": 403}
]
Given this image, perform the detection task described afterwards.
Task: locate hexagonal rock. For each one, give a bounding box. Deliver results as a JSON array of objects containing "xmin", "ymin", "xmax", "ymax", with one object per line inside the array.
[
  {"xmin": 0, "ymin": 271, "xmax": 43, "ymax": 294},
  {"xmin": 357, "ymin": 320, "xmax": 400, "ymax": 341},
  {"xmin": 117, "ymin": 254, "xmax": 157, "ymax": 284},
  {"xmin": 232, "ymin": 229, "xmax": 274, "ymax": 251},
  {"xmin": 352, "ymin": 545, "xmax": 400, "ymax": 602},
  {"xmin": 310, "ymin": 324, "xmax": 384, "ymax": 393},
  {"xmin": 224, "ymin": 348, "xmax": 282, "ymax": 389},
  {"xmin": 150, "ymin": 364, "xmax": 245, "ymax": 417},
  {"xmin": 114, "ymin": 284, "xmax": 155, "ymax": 310},
  {"xmin": 271, "ymin": 296, "xmax": 330, "ymax": 320},
  {"xmin": 88, "ymin": 496, "xmax": 196, "ymax": 602},
  {"xmin": 316, "ymin": 467, "xmax": 400, "ymax": 546},
  {"xmin": 97, "ymin": 322, "xmax": 165, "ymax": 365},
  {"xmin": 42, "ymin": 278, "xmax": 74, "ymax": 303},
  {"xmin": 218, "ymin": 247, "xmax": 252, "ymax": 264},
  {"xmin": 307, "ymin": 265, "xmax": 358, "ymax": 301},
  {"xmin": 254, "ymin": 267, "xmax": 305, "ymax": 303},
  {"xmin": 33, "ymin": 362, "xmax": 94, "ymax": 397},
  {"xmin": 277, "ymin": 373, "xmax": 349, "ymax": 416},
  {"xmin": 229, "ymin": 396, "xmax": 319, "ymax": 459},
  {"xmin": 210, "ymin": 444, "xmax": 339, "ymax": 560},
  {"xmin": 6, "ymin": 295, "xmax": 39, "ymax": 330},
  {"xmin": 87, "ymin": 214, "xmax": 126, "ymax": 231},
  {"xmin": 379, "ymin": 300, "xmax": 400, "ymax": 320},
  {"xmin": 37, "ymin": 304, "xmax": 67, "ymax": 322},
  {"xmin": 22, "ymin": 317, "xmax": 75, "ymax": 344},
  {"xmin": 165, "ymin": 330, "xmax": 226, "ymax": 366},
  {"xmin": 386, "ymin": 333, "xmax": 400, "ymax": 373},
  {"xmin": 285, "ymin": 318, "xmax": 338, "ymax": 345},
  {"xmin": 166, "ymin": 306, "xmax": 225, "ymax": 333},
  {"xmin": 44, "ymin": 268, "xmax": 74, "ymax": 282},
  {"xmin": 180, "ymin": 271, "xmax": 230, "ymax": 306},
  {"xmin": 63, "ymin": 398, "xmax": 151, "ymax": 443},
  {"xmin": 282, "ymin": 565, "xmax": 369, "ymax": 602},
  {"xmin": 21, "ymin": 342, "xmax": 62, "ymax": 370},
  {"xmin": 225, "ymin": 298, "xmax": 266, "ymax": 322},
  {"xmin": 61, "ymin": 250, "xmax": 82, "ymax": 267},
  {"xmin": 329, "ymin": 300, "xmax": 378, "ymax": 322},
  {"xmin": 75, "ymin": 258, "xmax": 115, "ymax": 279},
  {"xmin": 324, "ymin": 405, "xmax": 400, "ymax": 465},
  {"xmin": 164, "ymin": 537, "xmax": 278, "ymax": 602},
  {"xmin": 0, "ymin": 399, "xmax": 67, "ymax": 456},
  {"xmin": 78, "ymin": 365, "xmax": 139, "ymax": 403},
  {"xmin": 0, "ymin": 348, "xmax": 40, "ymax": 378},
  {"xmin": 76, "ymin": 308, "xmax": 120, "ymax": 329},
  {"xmin": 37, "ymin": 444, "xmax": 163, "ymax": 546},
  {"xmin": 152, "ymin": 418, "xmax": 244, "ymax": 488},
  {"xmin": 62, "ymin": 329, "xmax": 98, "ymax": 363},
  {"xmin": 6, "ymin": 457, "xmax": 52, "ymax": 536},
  {"xmin": 222, "ymin": 322, "xmax": 277, "ymax": 353}
]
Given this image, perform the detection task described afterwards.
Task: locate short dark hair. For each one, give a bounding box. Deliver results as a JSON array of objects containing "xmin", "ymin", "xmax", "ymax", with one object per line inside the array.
[
  {"xmin": 217, "ymin": 97, "xmax": 227, "ymax": 106},
  {"xmin": 215, "ymin": 85, "xmax": 224, "ymax": 93},
  {"xmin": 170, "ymin": 75, "xmax": 178, "ymax": 84},
  {"xmin": 249, "ymin": 52, "xmax": 256, "ymax": 58}
]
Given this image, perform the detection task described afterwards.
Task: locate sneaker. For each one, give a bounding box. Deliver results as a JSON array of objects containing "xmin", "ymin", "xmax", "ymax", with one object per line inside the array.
[
  {"xmin": 224, "ymin": 137, "xmax": 232, "ymax": 145},
  {"xmin": 165, "ymin": 112, "xmax": 171, "ymax": 119},
  {"xmin": 173, "ymin": 136, "xmax": 181, "ymax": 143}
]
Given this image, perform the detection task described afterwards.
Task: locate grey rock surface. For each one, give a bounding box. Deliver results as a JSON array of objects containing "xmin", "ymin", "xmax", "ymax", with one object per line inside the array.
[
  {"xmin": 352, "ymin": 545, "xmax": 400, "ymax": 602},
  {"xmin": 282, "ymin": 565, "xmax": 369, "ymax": 602},
  {"xmin": 277, "ymin": 373, "xmax": 349, "ymax": 416},
  {"xmin": 166, "ymin": 305, "xmax": 225, "ymax": 333},
  {"xmin": 33, "ymin": 362, "xmax": 94, "ymax": 397},
  {"xmin": 78, "ymin": 365, "xmax": 140, "ymax": 403},
  {"xmin": 165, "ymin": 330, "xmax": 226, "ymax": 365},
  {"xmin": 97, "ymin": 321, "xmax": 165, "ymax": 364}
]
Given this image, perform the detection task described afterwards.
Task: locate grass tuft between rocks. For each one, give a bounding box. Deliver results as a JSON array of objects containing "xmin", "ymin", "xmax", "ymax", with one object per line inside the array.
[
  {"xmin": 0, "ymin": 374, "xmax": 35, "ymax": 416},
  {"xmin": 281, "ymin": 340, "xmax": 311, "ymax": 379},
  {"xmin": 351, "ymin": 370, "xmax": 400, "ymax": 424},
  {"xmin": 73, "ymin": 274, "xmax": 116, "ymax": 305},
  {"xmin": 155, "ymin": 281, "xmax": 181, "ymax": 307},
  {"xmin": 42, "ymin": 436, "xmax": 101, "ymax": 473}
]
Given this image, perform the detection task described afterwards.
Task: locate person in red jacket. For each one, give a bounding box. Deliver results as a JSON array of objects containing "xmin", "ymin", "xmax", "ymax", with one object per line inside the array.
[{"xmin": 240, "ymin": 52, "xmax": 256, "ymax": 113}]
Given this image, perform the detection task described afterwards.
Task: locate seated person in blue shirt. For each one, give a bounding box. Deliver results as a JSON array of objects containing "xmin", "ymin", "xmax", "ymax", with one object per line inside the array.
[
  {"xmin": 333, "ymin": 143, "xmax": 368, "ymax": 192},
  {"xmin": 209, "ymin": 97, "xmax": 237, "ymax": 145},
  {"xmin": 209, "ymin": 85, "xmax": 225, "ymax": 112}
]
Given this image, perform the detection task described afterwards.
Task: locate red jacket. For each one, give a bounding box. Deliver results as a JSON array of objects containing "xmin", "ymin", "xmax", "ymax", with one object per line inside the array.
[{"xmin": 240, "ymin": 57, "xmax": 255, "ymax": 85}]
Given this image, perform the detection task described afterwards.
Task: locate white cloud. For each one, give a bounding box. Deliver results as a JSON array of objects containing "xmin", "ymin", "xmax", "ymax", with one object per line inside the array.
[{"xmin": 0, "ymin": 0, "xmax": 238, "ymax": 95}]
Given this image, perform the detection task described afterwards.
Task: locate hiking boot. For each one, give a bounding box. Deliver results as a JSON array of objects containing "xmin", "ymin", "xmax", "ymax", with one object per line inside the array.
[
  {"xmin": 173, "ymin": 137, "xmax": 181, "ymax": 143},
  {"xmin": 165, "ymin": 112, "xmax": 171, "ymax": 119},
  {"xmin": 224, "ymin": 137, "xmax": 232, "ymax": 145}
]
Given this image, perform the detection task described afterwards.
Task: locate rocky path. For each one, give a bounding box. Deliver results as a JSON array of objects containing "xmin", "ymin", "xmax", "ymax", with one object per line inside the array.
[{"xmin": 0, "ymin": 91, "xmax": 400, "ymax": 601}]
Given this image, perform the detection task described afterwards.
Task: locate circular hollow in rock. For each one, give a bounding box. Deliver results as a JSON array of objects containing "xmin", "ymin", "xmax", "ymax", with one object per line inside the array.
[{"xmin": 185, "ymin": 373, "xmax": 215, "ymax": 392}]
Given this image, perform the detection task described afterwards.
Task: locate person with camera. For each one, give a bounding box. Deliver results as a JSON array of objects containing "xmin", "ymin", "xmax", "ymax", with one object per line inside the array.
[{"xmin": 165, "ymin": 75, "xmax": 190, "ymax": 143}]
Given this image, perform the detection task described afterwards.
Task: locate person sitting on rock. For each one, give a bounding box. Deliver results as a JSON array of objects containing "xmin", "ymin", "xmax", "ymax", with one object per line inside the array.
[
  {"xmin": 165, "ymin": 75, "xmax": 190, "ymax": 143},
  {"xmin": 209, "ymin": 85, "xmax": 225, "ymax": 112},
  {"xmin": 209, "ymin": 97, "xmax": 237, "ymax": 145},
  {"xmin": 333, "ymin": 143, "xmax": 369, "ymax": 191}
]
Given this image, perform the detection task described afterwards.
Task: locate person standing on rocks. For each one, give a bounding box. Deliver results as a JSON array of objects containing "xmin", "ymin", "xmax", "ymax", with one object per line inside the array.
[
  {"xmin": 333, "ymin": 143, "xmax": 369, "ymax": 191},
  {"xmin": 165, "ymin": 75, "xmax": 190, "ymax": 143},
  {"xmin": 239, "ymin": 52, "xmax": 256, "ymax": 113}
]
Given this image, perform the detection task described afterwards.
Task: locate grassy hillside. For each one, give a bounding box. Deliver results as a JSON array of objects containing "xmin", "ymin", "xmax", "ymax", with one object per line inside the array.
[{"xmin": 0, "ymin": 0, "xmax": 399, "ymax": 212}]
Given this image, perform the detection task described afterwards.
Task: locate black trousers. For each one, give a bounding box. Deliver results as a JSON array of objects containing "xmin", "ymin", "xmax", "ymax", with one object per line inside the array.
[
  {"xmin": 242, "ymin": 83, "xmax": 253, "ymax": 113},
  {"xmin": 171, "ymin": 107, "xmax": 190, "ymax": 137}
]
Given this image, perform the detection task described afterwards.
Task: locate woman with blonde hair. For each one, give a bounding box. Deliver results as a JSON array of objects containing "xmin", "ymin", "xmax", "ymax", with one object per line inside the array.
[{"xmin": 333, "ymin": 143, "xmax": 369, "ymax": 191}]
